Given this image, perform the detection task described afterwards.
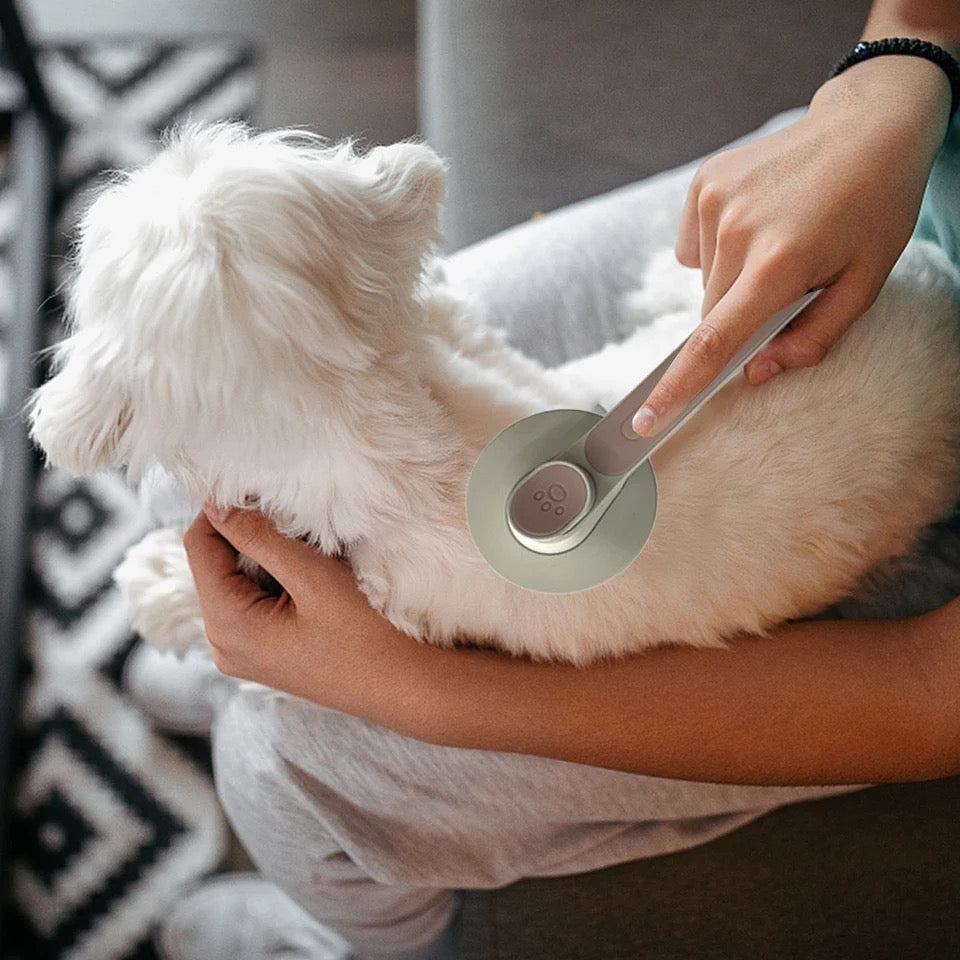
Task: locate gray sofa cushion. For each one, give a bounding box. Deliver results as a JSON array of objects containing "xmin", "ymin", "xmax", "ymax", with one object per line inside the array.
[
  {"xmin": 419, "ymin": 0, "xmax": 871, "ymax": 250},
  {"xmin": 459, "ymin": 776, "xmax": 960, "ymax": 960},
  {"xmin": 442, "ymin": 110, "xmax": 802, "ymax": 368}
]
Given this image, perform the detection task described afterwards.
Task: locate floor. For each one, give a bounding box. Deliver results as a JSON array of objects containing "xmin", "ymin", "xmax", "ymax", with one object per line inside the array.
[
  {"xmin": 12, "ymin": 0, "xmax": 420, "ymax": 908},
  {"xmin": 21, "ymin": 0, "xmax": 419, "ymax": 144}
]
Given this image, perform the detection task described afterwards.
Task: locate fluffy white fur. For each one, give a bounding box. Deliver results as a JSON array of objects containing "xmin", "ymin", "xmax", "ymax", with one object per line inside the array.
[{"xmin": 29, "ymin": 122, "xmax": 960, "ymax": 665}]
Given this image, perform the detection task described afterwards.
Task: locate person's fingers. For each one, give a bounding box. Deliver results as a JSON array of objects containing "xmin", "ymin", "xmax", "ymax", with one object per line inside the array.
[
  {"xmin": 631, "ymin": 264, "xmax": 810, "ymax": 436},
  {"xmin": 700, "ymin": 219, "xmax": 747, "ymax": 320},
  {"xmin": 744, "ymin": 270, "xmax": 877, "ymax": 383},
  {"xmin": 674, "ymin": 173, "xmax": 703, "ymax": 269},
  {"xmin": 198, "ymin": 504, "xmax": 332, "ymax": 603},
  {"xmin": 697, "ymin": 183, "xmax": 723, "ymax": 288},
  {"xmin": 677, "ymin": 157, "xmax": 735, "ymax": 285},
  {"xmin": 182, "ymin": 511, "xmax": 263, "ymax": 614},
  {"xmin": 182, "ymin": 511, "xmax": 294, "ymax": 667}
]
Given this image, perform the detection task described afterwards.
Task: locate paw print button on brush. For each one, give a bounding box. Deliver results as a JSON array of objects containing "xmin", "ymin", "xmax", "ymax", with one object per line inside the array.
[{"xmin": 508, "ymin": 462, "xmax": 593, "ymax": 538}]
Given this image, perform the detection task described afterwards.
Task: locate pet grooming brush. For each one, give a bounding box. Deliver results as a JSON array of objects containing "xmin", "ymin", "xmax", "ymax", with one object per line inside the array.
[{"xmin": 466, "ymin": 289, "xmax": 822, "ymax": 593}]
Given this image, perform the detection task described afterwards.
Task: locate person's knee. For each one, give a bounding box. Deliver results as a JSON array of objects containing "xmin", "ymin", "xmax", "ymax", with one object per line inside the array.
[
  {"xmin": 210, "ymin": 688, "xmax": 539, "ymax": 890},
  {"xmin": 210, "ymin": 690, "xmax": 423, "ymax": 875},
  {"xmin": 211, "ymin": 690, "xmax": 321, "ymax": 847}
]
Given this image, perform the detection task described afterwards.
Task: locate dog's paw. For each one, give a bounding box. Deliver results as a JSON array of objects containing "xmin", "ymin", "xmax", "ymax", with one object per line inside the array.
[{"xmin": 113, "ymin": 526, "xmax": 208, "ymax": 655}]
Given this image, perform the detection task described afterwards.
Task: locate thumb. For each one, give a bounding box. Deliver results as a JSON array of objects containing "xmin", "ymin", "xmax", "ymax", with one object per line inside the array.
[{"xmin": 743, "ymin": 274, "xmax": 875, "ymax": 384}]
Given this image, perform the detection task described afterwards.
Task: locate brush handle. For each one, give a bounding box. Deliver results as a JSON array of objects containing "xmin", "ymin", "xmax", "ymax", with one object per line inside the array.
[{"xmin": 582, "ymin": 288, "xmax": 822, "ymax": 477}]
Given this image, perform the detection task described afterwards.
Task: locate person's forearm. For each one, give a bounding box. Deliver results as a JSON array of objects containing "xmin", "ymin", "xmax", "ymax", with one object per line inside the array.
[
  {"xmin": 368, "ymin": 604, "xmax": 960, "ymax": 787},
  {"xmin": 808, "ymin": 2, "xmax": 958, "ymax": 175}
]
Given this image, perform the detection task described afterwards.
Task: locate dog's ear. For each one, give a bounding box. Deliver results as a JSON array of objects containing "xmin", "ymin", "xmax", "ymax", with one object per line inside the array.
[
  {"xmin": 28, "ymin": 332, "xmax": 131, "ymax": 475},
  {"xmin": 366, "ymin": 141, "xmax": 446, "ymax": 255}
]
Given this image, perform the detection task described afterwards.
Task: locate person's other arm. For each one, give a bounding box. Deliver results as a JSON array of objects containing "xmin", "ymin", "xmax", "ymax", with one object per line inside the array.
[{"xmin": 185, "ymin": 508, "xmax": 960, "ymax": 787}]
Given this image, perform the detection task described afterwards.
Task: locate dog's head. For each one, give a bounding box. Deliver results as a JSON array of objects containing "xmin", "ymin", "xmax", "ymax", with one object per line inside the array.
[{"xmin": 29, "ymin": 122, "xmax": 446, "ymax": 488}]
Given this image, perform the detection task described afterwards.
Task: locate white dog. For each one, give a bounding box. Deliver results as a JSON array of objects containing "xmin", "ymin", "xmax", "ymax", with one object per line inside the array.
[{"xmin": 28, "ymin": 122, "xmax": 960, "ymax": 665}]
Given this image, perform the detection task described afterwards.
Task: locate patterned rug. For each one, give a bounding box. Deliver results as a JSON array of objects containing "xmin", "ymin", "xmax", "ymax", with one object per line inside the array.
[{"xmin": 4, "ymin": 40, "xmax": 260, "ymax": 960}]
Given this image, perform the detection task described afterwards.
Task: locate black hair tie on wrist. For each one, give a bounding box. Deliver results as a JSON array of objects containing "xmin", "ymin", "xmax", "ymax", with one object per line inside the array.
[{"xmin": 828, "ymin": 37, "xmax": 960, "ymax": 120}]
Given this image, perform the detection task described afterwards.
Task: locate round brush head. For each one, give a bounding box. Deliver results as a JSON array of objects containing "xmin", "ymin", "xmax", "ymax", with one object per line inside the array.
[{"xmin": 466, "ymin": 409, "xmax": 658, "ymax": 593}]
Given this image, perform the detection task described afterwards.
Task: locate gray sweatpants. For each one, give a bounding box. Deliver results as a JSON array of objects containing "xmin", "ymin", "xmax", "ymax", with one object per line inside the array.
[
  {"xmin": 205, "ymin": 111, "xmax": 866, "ymax": 959},
  {"xmin": 213, "ymin": 687, "xmax": 857, "ymax": 958}
]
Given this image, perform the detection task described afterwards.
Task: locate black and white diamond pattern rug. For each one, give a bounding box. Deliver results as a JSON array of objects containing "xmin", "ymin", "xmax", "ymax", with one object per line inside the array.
[{"xmin": 5, "ymin": 40, "xmax": 261, "ymax": 960}]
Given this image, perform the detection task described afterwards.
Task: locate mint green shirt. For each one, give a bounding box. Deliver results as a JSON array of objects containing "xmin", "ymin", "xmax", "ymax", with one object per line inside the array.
[{"xmin": 915, "ymin": 110, "xmax": 960, "ymax": 269}]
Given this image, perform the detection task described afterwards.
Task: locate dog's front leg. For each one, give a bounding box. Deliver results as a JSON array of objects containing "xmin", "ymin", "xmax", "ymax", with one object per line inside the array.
[{"xmin": 113, "ymin": 526, "xmax": 208, "ymax": 655}]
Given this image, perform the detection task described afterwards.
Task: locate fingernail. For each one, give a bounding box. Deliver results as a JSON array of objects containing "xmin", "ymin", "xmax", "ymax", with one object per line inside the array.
[
  {"xmin": 204, "ymin": 500, "xmax": 232, "ymax": 523},
  {"xmin": 632, "ymin": 406, "xmax": 657, "ymax": 436},
  {"xmin": 747, "ymin": 360, "xmax": 783, "ymax": 386}
]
